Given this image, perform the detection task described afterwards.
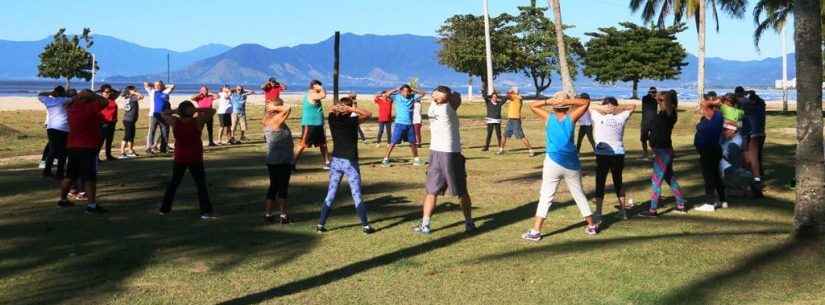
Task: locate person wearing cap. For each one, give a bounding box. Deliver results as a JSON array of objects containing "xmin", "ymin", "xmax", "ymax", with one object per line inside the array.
[
  {"xmin": 501, "ymin": 87, "xmax": 535, "ymax": 156},
  {"xmin": 640, "ymin": 87, "xmax": 658, "ymax": 159},
  {"xmin": 639, "ymin": 91, "xmax": 688, "ymax": 217},
  {"xmin": 693, "ymin": 94, "xmax": 727, "ymax": 212},
  {"xmin": 575, "ymin": 93, "xmax": 596, "ymax": 153},
  {"xmin": 521, "ymin": 91, "xmax": 599, "ymax": 242},
  {"xmin": 588, "ymin": 97, "xmax": 636, "ymax": 220}
]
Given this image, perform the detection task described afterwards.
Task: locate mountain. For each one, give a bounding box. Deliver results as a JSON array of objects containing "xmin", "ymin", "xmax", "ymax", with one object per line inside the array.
[{"xmin": 0, "ymin": 35, "xmax": 231, "ymax": 80}]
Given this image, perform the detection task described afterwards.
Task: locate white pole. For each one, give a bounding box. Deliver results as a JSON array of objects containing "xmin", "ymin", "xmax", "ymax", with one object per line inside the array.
[
  {"xmin": 482, "ymin": 0, "xmax": 495, "ymax": 94},
  {"xmin": 781, "ymin": 23, "xmax": 789, "ymax": 111},
  {"xmin": 91, "ymin": 53, "xmax": 96, "ymax": 91},
  {"xmin": 468, "ymin": 77, "xmax": 474, "ymax": 101}
]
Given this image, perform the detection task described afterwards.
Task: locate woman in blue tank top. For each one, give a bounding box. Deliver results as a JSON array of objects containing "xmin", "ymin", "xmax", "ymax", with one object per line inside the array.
[{"xmin": 521, "ymin": 92, "xmax": 599, "ymax": 242}]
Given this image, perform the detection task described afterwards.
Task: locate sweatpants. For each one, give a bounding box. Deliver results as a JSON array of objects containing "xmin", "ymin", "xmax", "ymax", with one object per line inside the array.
[
  {"xmin": 577, "ymin": 125, "xmax": 595, "ymax": 152},
  {"xmin": 650, "ymin": 148, "xmax": 685, "ymax": 209},
  {"xmin": 697, "ymin": 146, "xmax": 726, "ymax": 204},
  {"xmin": 161, "ymin": 162, "xmax": 212, "ymax": 215},
  {"xmin": 44, "ymin": 129, "xmax": 68, "ymax": 177},
  {"xmin": 147, "ymin": 114, "xmax": 169, "ymax": 152},
  {"xmin": 376, "ymin": 122, "xmax": 392, "ymax": 144},
  {"xmin": 484, "ymin": 123, "xmax": 502, "ymax": 149},
  {"xmin": 319, "ymin": 157, "xmax": 368, "ymax": 226},
  {"xmin": 594, "ymin": 154, "xmax": 625, "ymax": 198},
  {"xmin": 535, "ymin": 157, "xmax": 592, "ymax": 219}
]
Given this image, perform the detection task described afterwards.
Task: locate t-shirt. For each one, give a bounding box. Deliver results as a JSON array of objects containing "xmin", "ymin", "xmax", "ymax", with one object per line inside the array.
[
  {"xmin": 412, "ymin": 102, "xmax": 422, "ymax": 124},
  {"xmin": 265, "ymin": 126, "xmax": 294, "ymax": 165},
  {"xmin": 650, "ymin": 111, "xmax": 677, "ymax": 149},
  {"xmin": 39, "ymin": 96, "xmax": 71, "ymax": 132},
  {"xmin": 67, "ymin": 100, "xmax": 104, "ymax": 149},
  {"xmin": 694, "ymin": 111, "xmax": 723, "ymax": 150},
  {"xmin": 193, "ymin": 94, "xmax": 214, "ymax": 109},
  {"xmin": 230, "ymin": 93, "xmax": 247, "ymax": 114},
  {"xmin": 641, "ymin": 94, "xmax": 658, "ymax": 126},
  {"xmin": 545, "ymin": 115, "xmax": 579, "ymax": 170},
  {"xmin": 484, "ymin": 95, "xmax": 504, "ymax": 120},
  {"xmin": 374, "ymin": 96, "xmax": 393, "ymax": 123},
  {"xmin": 301, "ymin": 95, "xmax": 324, "ymax": 126},
  {"xmin": 264, "ymin": 85, "xmax": 283, "ymax": 101},
  {"xmin": 153, "ymin": 91, "xmax": 170, "ymax": 115},
  {"xmin": 216, "ymin": 92, "xmax": 232, "ymax": 114},
  {"xmin": 173, "ymin": 119, "xmax": 203, "ymax": 164},
  {"xmin": 577, "ymin": 111, "xmax": 592, "ymax": 126},
  {"xmin": 100, "ymin": 98, "xmax": 118, "ymax": 123},
  {"xmin": 391, "ymin": 94, "xmax": 417, "ymax": 125},
  {"xmin": 720, "ymin": 104, "xmax": 744, "ymax": 123},
  {"xmin": 428, "ymin": 102, "xmax": 462, "ymax": 153},
  {"xmin": 507, "ymin": 95, "xmax": 524, "ymax": 119},
  {"xmin": 740, "ymin": 99, "xmax": 766, "ymax": 136},
  {"xmin": 123, "ymin": 96, "xmax": 140, "ymax": 122},
  {"xmin": 328, "ymin": 113, "xmax": 359, "ymax": 160},
  {"xmin": 591, "ymin": 110, "xmax": 632, "ymax": 155}
]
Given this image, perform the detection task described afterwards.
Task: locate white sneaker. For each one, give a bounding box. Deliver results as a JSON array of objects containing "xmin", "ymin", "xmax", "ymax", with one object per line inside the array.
[
  {"xmin": 694, "ymin": 203, "xmax": 717, "ymax": 212},
  {"xmin": 38, "ymin": 161, "xmax": 46, "ymax": 169},
  {"xmin": 720, "ymin": 202, "xmax": 729, "ymax": 209}
]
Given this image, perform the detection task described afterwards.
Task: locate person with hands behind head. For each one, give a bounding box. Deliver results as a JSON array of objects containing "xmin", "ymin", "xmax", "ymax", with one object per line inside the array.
[
  {"xmin": 588, "ymin": 97, "xmax": 636, "ymax": 220},
  {"xmin": 293, "ymin": 80, "xmax": 330, "ymax": 170},
  {"xmin": 38, "ymin": 85, "xmax": 71, "ymax": 179},
  {"xmin": 501, "ymin": 87, "xmax": 535, "ymax": 156},
  {"xmin": 639, "ymin": 91, "xmax": 687, "ymax": 217},
  {"xmin": 158, "ymin": 101, "xmax": 216, "ymax": 220},
  {"xmin": 373, "ymin": 90, "xmax": 394, "ymax": 146},
  {"xmin": 119, "ymin": 85, "xmax": 142, "ymax": 159},
  {"xmin": 262, "ymin": 77, "xmax": 286, "ymax": 103},
  {"xmin": 192, "ymin": 85, "xmax": 217, "ymax": 147},
  {"xmin": 382, "ymin": 84, "xmax": 425, "ymax": 167},
  {"xmin": 692, "ymin": 94, "xmax": 727, "ymax": 212},
  {"xmin": 143, "ymin": 80, "xmax": 175, "ymax": 154},
  {"xmin": 262, "ymin": 98, "xmax": 294, "ymax": 224},
  {"xmin": 316, "ymin": 94, "xmax": 375, "ymax": 234},
  {"xmin": 521, "ymin": 92, "xmax": 599, "ymax": 242}
]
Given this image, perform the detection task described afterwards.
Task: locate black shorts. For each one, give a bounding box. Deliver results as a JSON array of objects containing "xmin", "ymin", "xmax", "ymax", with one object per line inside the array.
[
  {"xmin": 123, "ymin": 121, "xmax": 136, "ymax": 142},
  {"xmin": 640, "ymin": 123, "xmax": 653, "ymax": 142},
  {"xmin": 266, "ymin": 164, "xmax": 292, "ymax": 199},
  {"xmin": 301, "ymin": 125, "xmax": 326, "ymax": 147},
  {"xmin": 219, "ymin": 113, "xmax": 232, "ymax": 127},
  {"xmin": 66, "ymin": 149, "xmax": 98, "ymax": 181}
]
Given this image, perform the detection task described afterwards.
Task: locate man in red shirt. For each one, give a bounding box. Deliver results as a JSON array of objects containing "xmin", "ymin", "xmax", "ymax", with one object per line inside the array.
[
  {"xmin": 97, "ymin": 84, "xmax": 119, "ymax": 161},
  {"xmin": 373, "ymin": 90, "xmax": 393, "ymax": 146},
  {"xmin": 59, "ymin": 90, "xmax": 109, "ymax": 214},
  {"xmin": 262, "ymin": 78, "xmax": 286, "ymax": 102}
]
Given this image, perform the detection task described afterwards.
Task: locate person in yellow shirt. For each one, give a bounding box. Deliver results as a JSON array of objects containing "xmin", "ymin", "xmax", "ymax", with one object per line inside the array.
[{"xmin": 502, "ymin": 87, "xmax": 535, "ymax": 156}]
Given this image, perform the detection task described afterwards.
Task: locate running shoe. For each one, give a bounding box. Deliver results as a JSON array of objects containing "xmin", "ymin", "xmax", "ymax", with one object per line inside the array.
[
  {"xmin": 362, "ymin": 225, "xmax": 376, "ymax": 234},
  {"xmin": 721, "ymin": 201, "xmax": 729, "ymax": 209},
  {"xmin": 118, "ymin": 154, "xmax": 130, "ymax": 160},
  {"xmin": 85, "ymin": 205, "xmax": 108, "ymax": 215},
  {"xmin": 465, "ymin": 221, "xmax": 478, "ymax": 233},
  {"xmin": 496, "ymin": 149, "xmax": 503, "ymax": 155},
  {"xmin": 264, "ymin": 215, "xmax": 275, "ymax": 224},
  {"xmin": 694, "ymin": 203, "xmax": 716, "ymax": 212},
  {"xmin": 127, "ymin": 152, "xmax": 139, "ymax": 158},
  {"xmin": 521, "ymin": 230, "xmax": 542, "ymax": 242},
  {"xmin": 585, "ymin": 224, "xmax": 599, "ymax": 235},
  {"xmin": 280, "ymin": 215, "xmax": 290, "ymax": 224},
  {"xmin": 322, "ymin": 163, "xmax": 331, "ymax": 170},
  {"xmin": 674, "ymin": 204, "xmax": 688, "ymax": 214},
  {"xmin": 57, "ymin": 200, "xmax": 74, "ymax": 208},
  {"xmin": 638, "ymin": 209, "xmax": 659, "ymax": 218},
  {"xmin": 208, "ymin": 142, "xmax": 217, "ymax": 147},
  {"xmin": 528, "ymin": 150, "xmax": 536, "ymax": 157},
  {"xmin": 200, "ymin": 214, "xmax": 217, "ymax": 221},
  {"xmin": 316, "ymin": 225, "xmax": 328, "ymax": 233},
  {"xmin": 381, "ymin": 159, "xmax": 391, "ymax": 168},
  {"xmin": 38, "ymin": 161, "xmax": 46, "ymax": 169},
  {"xmin": 412, "ymin": 159, "xmax": 424, "ymax": 167},
  {"xmin": 76, "ymin": 193, "xmax": 89, "ymax": 201},
  {"xmin": 413, "ymin": 223, "xmax": 431, "ymax": 235}
]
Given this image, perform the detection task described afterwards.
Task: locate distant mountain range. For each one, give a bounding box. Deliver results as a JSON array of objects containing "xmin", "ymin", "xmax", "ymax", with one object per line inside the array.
[{"xmin": 0, "ymin": 33, "xmax": 795, "ymax": 89}]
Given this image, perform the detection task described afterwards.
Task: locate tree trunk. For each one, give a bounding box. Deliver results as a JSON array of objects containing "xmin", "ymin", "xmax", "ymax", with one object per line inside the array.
[
  {"xmin": 631, "ymin": 79, "xmax": 639, "ymax": 100},
  {"xmin": 697, "ymin": 0, "xmax": 706, "ymax": 101},
  {"xmin": 549, "ymin": 0, "xmax": 575, "ymax": 96},
  {"xmin": 793, "ymin": 0, "xmax": 825, "ymax": 236}
]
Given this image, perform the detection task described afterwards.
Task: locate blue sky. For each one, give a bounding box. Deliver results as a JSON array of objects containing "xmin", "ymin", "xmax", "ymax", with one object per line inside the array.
[{"xmin": 4, "ymin": 0, "xmax": 789, "ymax": 60}]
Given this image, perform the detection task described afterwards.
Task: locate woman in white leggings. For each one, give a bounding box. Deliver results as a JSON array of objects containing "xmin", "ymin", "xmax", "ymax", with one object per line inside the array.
[{"xmin": 522, "ymin": 92, "xmax": 599, "ymax": 242}]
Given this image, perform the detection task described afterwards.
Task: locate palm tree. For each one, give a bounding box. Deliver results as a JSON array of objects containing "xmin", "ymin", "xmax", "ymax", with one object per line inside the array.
[
  {"xmin": 629, "ymin": 0, "xmax": 747, "ymax": 99},
  {"xmin": 549, "ymin": 0, "xmax": 575, "ymax": 95},
  {"xmin": 792, "ymin": 0, "xmax": 825, "ymax": 236}
]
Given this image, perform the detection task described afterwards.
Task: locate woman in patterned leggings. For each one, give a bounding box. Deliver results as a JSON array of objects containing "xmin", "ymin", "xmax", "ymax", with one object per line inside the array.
[{"xmin": 639, "ymin": 91, "xmax": 687, "ymax": 217}]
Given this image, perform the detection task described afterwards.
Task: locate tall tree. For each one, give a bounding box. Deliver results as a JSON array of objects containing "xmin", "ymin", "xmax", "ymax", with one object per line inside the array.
[
  {"xmin": 793, "ymin": 0, "xmax": 825, "ymax": 236},
  {"xmin": 438, "ymin": 14, "xmax": 518, "ymax": 93},
  {"xmin": 37, "ymin": 28, "xmax": 97, "ymax": 89},
  {"xmin": 549, "ymin": 0, "xmax": 575, "ymax": 95},
  {"xmin": 583, "ymin": 22, "xmax": 688, "ymax": 99},
  {"xmin": 629, "ymin": 0, "xmax": 747, "ymax": 99},
  {"xmin": 513, "ymin": 0, "xmax": 583, "ymax": 97}
]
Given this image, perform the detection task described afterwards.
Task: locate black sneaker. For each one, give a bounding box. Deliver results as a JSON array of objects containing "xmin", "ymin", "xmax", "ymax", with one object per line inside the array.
[
  {"xmin": 316, "ymin": 225, "xmax": 328, "ymax": 233},
  {"xmin": 279, "ymin": 215, "xmax": 290, "ymax": 224},
  {"xmin": 362, "ymin": 225, "xmax": 376, "ymax": 234},
  {"xmin": 85, "ymin": 205, "xmax": 108, "ymax": 214},
  {"xmin": 57, "ymin": 200, "xmax": 74, "ymax": 208},
  {"xmin": 465, "ymin": 221, "xmax": 478, "ymax": 233},
  {"xmin": 638, "ymin": 209, "xmax": 658, "ymax": 218},
  {"xmin": 264, "ymin": 215, "xmax": 275, "ymax": 224}
]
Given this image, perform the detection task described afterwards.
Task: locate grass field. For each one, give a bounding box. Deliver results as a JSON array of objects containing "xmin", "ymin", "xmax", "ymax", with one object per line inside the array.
[{"xmin": 0, "ymin": 101, "xmax": 823, "ymax": 305}]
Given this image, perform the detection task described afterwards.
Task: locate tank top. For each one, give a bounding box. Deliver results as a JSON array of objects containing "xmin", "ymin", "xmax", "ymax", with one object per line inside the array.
[{"xmin": 545, "ymin": 115, "xmax": 580, "ymax": 170}]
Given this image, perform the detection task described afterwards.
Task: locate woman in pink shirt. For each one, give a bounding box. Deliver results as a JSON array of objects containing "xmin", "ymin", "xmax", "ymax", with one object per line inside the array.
[{"xmin": 192, "ymin": 85, "xmax": 217, "ymax": 147}]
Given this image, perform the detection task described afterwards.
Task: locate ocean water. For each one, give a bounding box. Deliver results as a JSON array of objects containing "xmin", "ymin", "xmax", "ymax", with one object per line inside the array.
[{"xmin": 0, "ymin": 80, "xmax": 803, "ymax": 102}]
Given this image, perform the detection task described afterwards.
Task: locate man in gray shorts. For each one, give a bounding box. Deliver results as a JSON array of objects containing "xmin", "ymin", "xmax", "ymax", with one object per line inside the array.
[
  {"xmin": 501, "ymin": 87, "xmax": 535, "ymax": 156},
  {"xmin": 414, "ymin": 86, "xmax": 477, "ymax": 235}
]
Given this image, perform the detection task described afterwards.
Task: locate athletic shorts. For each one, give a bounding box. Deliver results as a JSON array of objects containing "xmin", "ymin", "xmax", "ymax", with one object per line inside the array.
[
  {"xmin": 504, "ymin": 119, "xmax": 525, "ymax": 139},
  {"xmin": 122, "ymin": 121, "xmax": 136, "ymax": 142},
  {"xmin": 640, "ymin": 122, "xmax": 653, "ymax": 142},
  {"xmin": 425, "ymin": 151, "xmax": 468, "ymax": 197},
  {"xmin": 66, "ymin": 149, "xmax": 98, "ymax": 181},
  {"xmin": 266, "ymin": 164, "xmax": 292, "ymax": 200},
  {"xmin": 391, "ymin": 123, "xmax": 416, "ymax": 145},
  {"xmin": 219, "ymin": 113, "xmax": 232, "ymax": 127},
  {"xmin": 301, "ymin": 125, "xmax": 326, "ymax": 147}
]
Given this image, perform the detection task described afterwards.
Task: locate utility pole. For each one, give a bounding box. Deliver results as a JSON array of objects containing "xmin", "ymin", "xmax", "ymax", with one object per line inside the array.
[
  {"xmin": 333, "ymin": 31, "xmax": 340, "ymax": 103},
  {"xmin": 781, "ymin": 22, "xmax": 789, "ymax": 112},
  {"xmin": 167, "ymin": 53, "xmax": 171, "ymax": 83},
  {"xmin": 482, "ymin": 0, "xmax": 495, "ymax": 94},
  {"xmin": 91, "ymin": 53, "xmax": 96, "ymax": 91}
]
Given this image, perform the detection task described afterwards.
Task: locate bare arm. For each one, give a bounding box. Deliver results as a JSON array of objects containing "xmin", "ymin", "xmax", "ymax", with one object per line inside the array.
[
  {"xmin": 308, "ymin": 88, "xmax": 326, "ymax": 102},
  {"xmin": 163, "ymin": 84, "xmax": 176, "ymax": 95},
  {"xmin": 143, "ymin": 82, "xmax": 151, "ymax": 92},
  {"xmin": 349, "ymin": 105, "xmax": 372, "ymax": 124},
  {"xmin": 567, "ymin": 99, "xmax": 591, "ymax": 123},
  {"xmin": 529, "ymin": 100, "xmax": 551, "ymax": 121}
]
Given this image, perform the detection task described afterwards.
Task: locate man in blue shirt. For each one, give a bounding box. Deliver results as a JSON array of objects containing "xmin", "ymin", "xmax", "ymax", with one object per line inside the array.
[
  {"xmin": 230, "ymin": 85, "xmax": 254, "ymax": 143},
  {"xmin": 144, "ymin": 81, "xmax": 175, "ymax": 153},
  {"xmin": 382, "ymin": 84, "xmax": 425, "ymax": 167}
]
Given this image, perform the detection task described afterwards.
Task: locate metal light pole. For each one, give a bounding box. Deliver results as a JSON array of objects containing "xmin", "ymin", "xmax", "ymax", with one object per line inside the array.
[
  {"xmin": 482, "ymin": 0, "xmax": 494, "ymax": 94},
  {"xmin": 781, "ymin": 23, "xmax": 789, "ymax": 112},
  {"xmin": 91, "ymin": 53, "xmax": 96, "ymax": 91}
]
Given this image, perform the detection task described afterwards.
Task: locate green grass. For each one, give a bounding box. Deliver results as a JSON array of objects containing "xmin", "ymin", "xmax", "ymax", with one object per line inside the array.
[{"xmin": 0, "ymin": 102, "xmax": 823, "ymax": 305}]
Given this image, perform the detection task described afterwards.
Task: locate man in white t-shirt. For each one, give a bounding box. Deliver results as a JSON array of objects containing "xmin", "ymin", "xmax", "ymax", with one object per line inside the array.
[
  {"xmin": 589, "ymin": 97, "xmax": 635, "ymax": 220},
  {"xmin": 414, "ymin": 86, "xmax": 476, "ymax": 235},
  {"xmin": 576, "ymin": 93, "xmax": 596, "ymax": 152}
]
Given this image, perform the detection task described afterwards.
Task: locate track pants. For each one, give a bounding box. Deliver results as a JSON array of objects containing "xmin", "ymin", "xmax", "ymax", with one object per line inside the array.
[{"xmin": 535, "ymin": 157, "xmax": 592, "ymax": 219}]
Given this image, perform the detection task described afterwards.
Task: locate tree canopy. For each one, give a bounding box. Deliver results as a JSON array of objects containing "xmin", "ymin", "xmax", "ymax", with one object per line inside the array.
[
  {"xmin": 37, "ymin": 28, "xmax": 98, "ymax": 89},
  {"xmin": 583, "ymin": 22, "xmax": 687, "ymax": 99}
]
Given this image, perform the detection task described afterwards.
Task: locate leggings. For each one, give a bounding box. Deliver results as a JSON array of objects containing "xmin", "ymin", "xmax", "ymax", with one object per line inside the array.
[
  {"xmin": 44, "ymin": 129, "xmax": 68, "ymax": 178},
  {"xmin": 161, "ymin": 162, "xmax": 212, "ymax": 215},
  {"xmin": 577, "ymin": 125, "xmax": 595, "ymax": 152},
  {"xmin": 319, "ymin": 157, "xmax": 368, "ymax": 226},
  {"xmin": 594, "ymin": 154, "xmax": 625, "ymax": 199},
  {"xmin": 484, "ymin": 123, "xmax": 502, "ymax": 149},
  {"xmin": 698, "ymin": 146, "xmax": 726, "ymax": 204},
  {"xmin": 99, "ymin": 123, "xmax": 116, "ymax": 158},
  {"xmin": 376, "ymin": 122, "xmax": 392, "ymax": 143},
  {"xmin": 535, "ymin": 157, "xmax": 592, "ymax": 219},
  {"xmin": 650, "ymin": 149, "xmax": 685, "ymax": 209},
  {"xmin": 266, "ymin": 164, "xmax": 292, "ymax": 200}
]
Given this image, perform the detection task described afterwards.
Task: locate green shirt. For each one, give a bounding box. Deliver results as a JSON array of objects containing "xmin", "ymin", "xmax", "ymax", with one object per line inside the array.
[
  {"xmin": 301, "ymin": 95, "xmax": 324, "ymax": 126},
  {"xmin": 720, "ymin": 104, "xmax": 744, "ymax": 123}
]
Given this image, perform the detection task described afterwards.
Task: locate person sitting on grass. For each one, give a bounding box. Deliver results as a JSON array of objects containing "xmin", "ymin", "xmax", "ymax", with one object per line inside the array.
[
  {"xmin": 589, "ymin": 97, "xmax": 635, "ymax": 221},
  {"xmin": 413, "ymin": 86, "xmax": 477, "ymax": 235},
  {"xmin": 158, "ymin": 101, "xmax": 217, "ymax": 220},
  {"xmin": 501, "ymin": 86, "xmax": 535, "ymax": 156},
  {"xmin": 639, "ymin": 91, "xmax": 688, "ymax": 217},
  {"xmin": 58, "ymin": 90, "xmax": 110, "ymax": 214},
  {"xmin": 482, "ymin": 90, "xmax": 504, "ymax": 154},
  {"xmin": 263, "ymin": 97, "xmax": 295, "ymax": 224},
  {"xmin": 317, "ymin": 94, "xmax": 375, "ymax": 234},
  {"xmin": 373, "ymin": 90, "xmax": 394, "ymax": 146},
  {"xmin": 382, "ymin": 84, "xmax": 425, "ymax": 167},
  {"xmin": 521, "ymin": 92, "xmax": 599, "ymax": 242},
  {"xmin": 118, "ymin": 85, "xmax": 142, "ymax": 159},
  {"xmin": 293, "ymin": 80, "xmax": 331, "ymax": 170}
]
